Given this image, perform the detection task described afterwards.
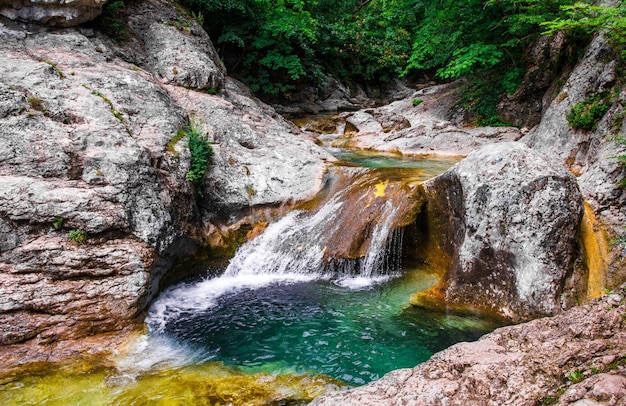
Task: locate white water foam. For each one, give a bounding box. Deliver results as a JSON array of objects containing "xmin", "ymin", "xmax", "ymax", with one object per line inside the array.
[
  {"xmin": 146, "ymin": 272, "xmax": 322, "ymax": 333},
  {"xmin": 224, "ymin": 199, "xmax": 345, "ymax": 277},
  {"xmin": 147, "ymin": 174, "xmax": 407, "ymax": 332}
]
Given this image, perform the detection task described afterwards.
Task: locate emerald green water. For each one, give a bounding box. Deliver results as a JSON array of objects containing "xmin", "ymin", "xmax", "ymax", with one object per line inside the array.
[{"xmin": 148, "ymin": 266, "xmax": 500, "ymax": 386}]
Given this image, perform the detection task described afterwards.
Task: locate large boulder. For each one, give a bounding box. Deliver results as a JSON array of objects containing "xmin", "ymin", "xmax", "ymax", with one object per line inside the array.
[
  {"xmin": 410, "ymin": 142, "xmax": 583, "ymax": 322},
  {"xmin": 312, "ymin": 285, "xmax": 626, "ymax": 406},
  {"xmin": 0, "ymin": 0, "xmax": 107, "ymax": 27}
]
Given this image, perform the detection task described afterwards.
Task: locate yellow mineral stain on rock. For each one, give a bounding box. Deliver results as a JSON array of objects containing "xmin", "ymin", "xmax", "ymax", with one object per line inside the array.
[
  {"xmin": 580, "ymin": 202, "xmax": 609, "ymax": 300},
  {"xmin": 373, "ymin": 180, "xmax": 388, "ymax": 197}
]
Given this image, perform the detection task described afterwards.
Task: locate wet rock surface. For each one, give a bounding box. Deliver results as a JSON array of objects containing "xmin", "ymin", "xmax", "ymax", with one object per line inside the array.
[{"xmin": 312, "ymin": 286, "xmax": 626, "ymax": 406}]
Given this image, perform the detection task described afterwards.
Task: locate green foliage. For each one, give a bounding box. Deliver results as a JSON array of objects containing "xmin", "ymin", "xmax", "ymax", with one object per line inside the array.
[
  {"xmin": 567, "ymin": 369, "xmax": 584, "ymax": 384},
  {"xmin": 412, "ymin": 98, "xmax": 423, "ymax": 106},
  {"xmin": 567, "ymin": 95, "xmax": 611, "ymax": 131},
  {"xmin": 68, "ymin": 229, "xmax": 87, "ymax": 244},
  {"xmin": 53, "ymin": 217, "xmax": 64, "ymax": 230},
  {"xmin": 542, "ymin": 2, "xmax": 626, "ymax": 60},
  {"xmin": 96, "ymin": 0, "xmax": 128, "ymax": 41},
  {"xmin": 182, "ymin": 0, "xmax": 416, "ymax": 94},
  {"xmin": 404, "ymin": 0, "xmax": 574, "ymax": 79},
  {"xmin": 459, "ymin": 74, "xmax": 521, "ymax": 127},
  {"xmin": 185, "ymin": 124, "xmax": 213, "ymax": 195}
]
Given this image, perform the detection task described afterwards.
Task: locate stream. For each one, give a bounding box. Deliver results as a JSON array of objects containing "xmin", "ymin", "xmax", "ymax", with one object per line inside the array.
[{"xmin": 1, "ymin": 134, "xmax": 503, "ymax": 405}]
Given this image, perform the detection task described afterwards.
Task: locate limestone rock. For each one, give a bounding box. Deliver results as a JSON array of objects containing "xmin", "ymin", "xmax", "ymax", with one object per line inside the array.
[
  {"xmin": 336, "ymin": 83, "xmax": 522, "ymax": 156},
  {"xmin": 312, "ymin": 286, "xmax": 626, "ymax": 406},
  {"xmin": 166, "ymin": 78, "xmax": 334, "ymax": 214},
  {"xmin": 0, "ymin": 0, "xmax": 107, "ymax": 27},
  {"xmin": 412, "ymin": 142, "xmax": 583, "ymax": 321},
  {"xmin": 125, "ymin": 0, "xmax": 226, "ymax": 91}
]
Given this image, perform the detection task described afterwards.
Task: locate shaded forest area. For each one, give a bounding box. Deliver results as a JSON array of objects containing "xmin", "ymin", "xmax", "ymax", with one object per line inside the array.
[{"xmin": 105, "ymin": 0, "xmax": 623, "ymax": 124}]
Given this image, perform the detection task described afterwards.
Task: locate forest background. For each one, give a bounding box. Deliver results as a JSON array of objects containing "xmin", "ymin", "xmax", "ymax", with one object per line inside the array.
[{"xmin": 103, "ymin": 0, "xmax": 625, "ymax": 125}]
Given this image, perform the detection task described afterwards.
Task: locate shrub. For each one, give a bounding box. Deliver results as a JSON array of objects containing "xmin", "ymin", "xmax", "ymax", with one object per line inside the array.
[
  {"xmin": 68, "ymin": 229, "xmax": 87, "ymax": 244},
  {"xmin": 567, "ymin": 95, "xmax": 611, "ymax": 131},
  {"xmin": 185, "ymin": 124, "xmax": 213, "ymax": 195}
]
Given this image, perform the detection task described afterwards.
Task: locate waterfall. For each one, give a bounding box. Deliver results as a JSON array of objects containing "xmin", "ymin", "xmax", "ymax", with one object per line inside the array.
[
  {"xmin": 147, "ymin": 168, "xmax": 415, "ymax": 332},
  {"xmin": 224, "ymin": 185, "xmax": 405, "ymax": 282}
]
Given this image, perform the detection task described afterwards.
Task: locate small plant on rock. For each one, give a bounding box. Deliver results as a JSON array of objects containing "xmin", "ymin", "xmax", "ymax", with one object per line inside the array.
[
  {"xmin": 53, "ymin": 217, "xmax": 64, "ymax": 230},
  {"xmin": 185, "ymin": 124, "xmax": 213, "ymax": 196},
  {"xmin": 68, "ymin": 229, "xmax": 87, "ymax": 244},
  {"xmin": 567, "ymin": 369, "xmax": 584, "ymax": 384},
  {"xmin": 412, "ymin": 98, "xmax": 423, "ymax": 106},
  {"xmin": 27, "ymin": 97, "xmax": 45, "ymax": 111},
  {"xmin": 567, "ymin": 94, "xmax": 611, "ymax": 131}
]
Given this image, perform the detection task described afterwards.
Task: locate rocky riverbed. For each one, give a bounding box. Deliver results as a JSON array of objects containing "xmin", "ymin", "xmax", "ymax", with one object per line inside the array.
[{"xmin": 0, "ymin": 0, "xmax": 625, "ymax": 404}]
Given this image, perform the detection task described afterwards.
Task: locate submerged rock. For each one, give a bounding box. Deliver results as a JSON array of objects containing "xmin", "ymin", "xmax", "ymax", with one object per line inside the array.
[
  {"xmin": 312, "ymin": 285, "xmax": 626, "ymax": 406},
  {"xmin": 411, "ymin": 142, "xmax": 583, "ymax": 322}
]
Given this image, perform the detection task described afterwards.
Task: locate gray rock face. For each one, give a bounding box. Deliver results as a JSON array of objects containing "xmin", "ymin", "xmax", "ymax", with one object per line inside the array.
[
  {"xmin": 166, "ymin": 78, "xmax": 334, "ymax": 214},
  {"xmin": 334, "ymin": 83, "xmax": 522, "ymax": 156},
  {"xmin": 125, "ymin": 0, "xmax": 226, "ymax": 91},
  {"xmin": 312, "ymin": 286, "xmax": 626, "ymax": 406},
  {"xmin": 521, "ymin": 32, "xmax": 626, "ymax": 288},
  {"xmin": 413, "ymin": 142, "xmax": 583, "ymax": 321},
  {"xmin": 0, "ymin": 27, "xmax": 194, "ymax": 344},
  {"xmin": 0, "ymin": 0, "xmax": 106, "ymax": 27},
  {"xmin": 0, "ymin": 5, "xmax": 330, "ymax": 347}
]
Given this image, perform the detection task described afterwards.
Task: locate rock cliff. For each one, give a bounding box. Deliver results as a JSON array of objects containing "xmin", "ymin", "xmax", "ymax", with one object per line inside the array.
[{"xmin": 0, "ymin": 0, "xmax": 331, "ymax": 357}]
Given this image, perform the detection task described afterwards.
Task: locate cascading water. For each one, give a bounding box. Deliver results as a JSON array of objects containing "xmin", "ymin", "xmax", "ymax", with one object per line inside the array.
[
  {"xmin": 148, "ymin": 167, "xmax": 412, "ymax": 334},
  {"xmin": 224, "ymin": 188, "xmax": 404, "ymax": 282}
]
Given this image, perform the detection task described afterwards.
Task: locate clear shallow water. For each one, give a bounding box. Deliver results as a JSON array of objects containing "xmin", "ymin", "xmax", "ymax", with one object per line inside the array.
[{"xmin": 330, "ymin": 148, "xmax": 462, "ymax": 172}]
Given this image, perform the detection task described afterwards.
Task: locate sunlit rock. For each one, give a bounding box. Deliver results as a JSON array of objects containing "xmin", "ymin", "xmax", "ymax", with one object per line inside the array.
[{"xmin": 411, "ymin": 142, "xmax": 583, "ymax": 322}]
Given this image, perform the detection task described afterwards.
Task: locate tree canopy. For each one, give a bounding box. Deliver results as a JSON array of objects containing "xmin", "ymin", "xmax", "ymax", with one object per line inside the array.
[{"xmin": 182, "ymin": 0, "xmax": 624, "ymax": 118}]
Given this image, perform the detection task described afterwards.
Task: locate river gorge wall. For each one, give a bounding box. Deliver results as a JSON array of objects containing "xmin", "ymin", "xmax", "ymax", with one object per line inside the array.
[{"xmin": 0, "ymin": 0, "xmax": 625, "ymax": 403}]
